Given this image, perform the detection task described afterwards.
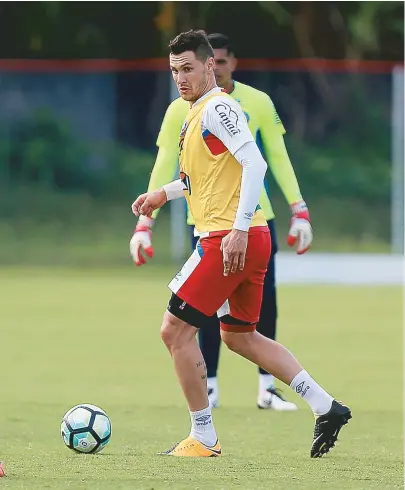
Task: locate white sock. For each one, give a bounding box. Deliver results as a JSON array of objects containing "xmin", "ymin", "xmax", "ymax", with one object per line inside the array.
[
  {"xmin": 259, "ymin": 373, "xmax": 274, "ymax": 395},
  {"xmin": 290, "ymin": 370, "xmax": 333, "ymax": 416},
  {"xmin": 207, "ymin": 377, "xmax": 218, "ymax": 393},
  {"xmin": 189, "ymin": 406, "xmax": 217, "ymax": 447}
]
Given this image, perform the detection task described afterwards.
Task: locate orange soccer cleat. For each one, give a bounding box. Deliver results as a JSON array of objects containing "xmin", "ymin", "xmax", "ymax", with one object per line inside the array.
[{"xmin": 158, "ymin": 436, "xmax": 222, "ymax": 457}]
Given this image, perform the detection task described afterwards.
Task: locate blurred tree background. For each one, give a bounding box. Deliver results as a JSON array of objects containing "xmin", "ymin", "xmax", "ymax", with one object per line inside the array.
[
  {"xmin": 0, "ymin": 1, "xmax": 403, "ymax": 265},
  {"xmin": 0, "ymin": 1, "xmax": 402, "ymax": 60}
]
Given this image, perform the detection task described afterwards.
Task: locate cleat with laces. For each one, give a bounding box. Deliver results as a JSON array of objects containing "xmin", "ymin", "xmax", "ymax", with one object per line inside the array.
[
  {"xmin": 257, "ymin": 387, "xmax": 298, "ymax": 411},
  {"xmin": 311, "ymin": 400, "xmax": 352, "ymax": 458}
]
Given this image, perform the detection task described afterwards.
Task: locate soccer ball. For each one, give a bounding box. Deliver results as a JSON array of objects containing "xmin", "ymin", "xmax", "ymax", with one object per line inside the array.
[{"xmin": 61, "ymin": 404, "xmax": 111, "ymax": 454}]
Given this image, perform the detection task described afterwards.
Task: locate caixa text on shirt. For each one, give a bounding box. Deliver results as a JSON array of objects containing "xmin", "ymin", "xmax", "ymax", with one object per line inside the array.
[{"xmin": 214, "ymin": 102, "xmax": 241, "ymax": 136}]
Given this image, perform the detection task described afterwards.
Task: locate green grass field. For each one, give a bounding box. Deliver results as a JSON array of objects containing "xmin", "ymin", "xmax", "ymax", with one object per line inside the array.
[{"xmin": 0, "ymin": 267, "xmax": 402, "ymax": 489}]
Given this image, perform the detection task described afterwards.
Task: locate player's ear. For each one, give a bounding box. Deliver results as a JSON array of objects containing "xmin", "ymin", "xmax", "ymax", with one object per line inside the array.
[
  {"xmin": 230, "ymin": 55, "xmax": 238, "ymax": 72},
  {"xmin": 207, "ymin": 56, "xmax": 215, "ymax": 73}
]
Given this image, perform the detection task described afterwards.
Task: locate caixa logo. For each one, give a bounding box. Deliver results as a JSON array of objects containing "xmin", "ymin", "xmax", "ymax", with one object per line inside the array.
[{"xmin": 214, "ymin": 102, "xmax": 241, "ymax": 136}]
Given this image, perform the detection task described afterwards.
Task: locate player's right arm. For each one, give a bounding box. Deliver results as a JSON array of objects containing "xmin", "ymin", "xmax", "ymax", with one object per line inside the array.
[
  {"xmin": 130, "ymin": 99, "xmax": 187, "ymax": 266},
  {"xmin": 132, "ymin": 179, "xmax": 186, "ymax": 218}
]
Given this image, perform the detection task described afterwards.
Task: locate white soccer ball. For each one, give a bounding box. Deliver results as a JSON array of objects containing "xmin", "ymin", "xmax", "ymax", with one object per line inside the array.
[{"xmin": 61, "ymin": 403, "xmax": 111, "ymax": 454}]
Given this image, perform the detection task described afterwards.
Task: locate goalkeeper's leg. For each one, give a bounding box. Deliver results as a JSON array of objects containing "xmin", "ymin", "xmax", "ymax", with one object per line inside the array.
[
  {"xmin": 198, "ymin": 316, "xmax": 221, "ymax": 408},
  {"xmin": 256, "ymin": 220, "xmax": 297, "ymax": 411},
  {"xmin": 256, "ymin": 220, "xmax": 278, "ymax": 393},
  {"xmin": 191, "ymin": 226, "xmax": 221, "ymax": 408}
]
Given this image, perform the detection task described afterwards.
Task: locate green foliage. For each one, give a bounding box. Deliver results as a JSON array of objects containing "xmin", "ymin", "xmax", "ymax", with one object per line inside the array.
[
  {"xmin": 7, "ymin": 109, "xmax": 88, "ymax": 188},
  {"xmin": 0, "ymin": 109, "xmax": 392, "ymax": 266},
  {"xmin": 347, "ymin": 1, "xmax": 404, "ymax": 58},
  {"xmin": 1, "ymin": 105, "xmax": 390, "ymax": 204},
  {"xmin": 288, "ymin": 135, "xmax": 390, "ymax": 202},
  {"xmin": 277, "ymin": 74, "xmax": 391, "ymax": 203},
  {"xmin": 0, "ymin": 110, "xmax": 154, "ymax": 200}
]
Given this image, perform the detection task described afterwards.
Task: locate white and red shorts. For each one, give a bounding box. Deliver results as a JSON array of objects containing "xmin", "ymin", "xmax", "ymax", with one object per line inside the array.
[{"xmin": 168, "ymin": 227, "xmax": 271, "ymax": 330}]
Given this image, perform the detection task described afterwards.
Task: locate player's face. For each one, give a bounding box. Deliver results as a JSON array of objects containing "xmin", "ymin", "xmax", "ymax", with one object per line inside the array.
[
  {"xmin": 213, "ymin": 48, "xmax": 237, "ymax": 88},
  {"xmin": 170, "ymin": 51, "xmax": 215, "ymax": 102}
]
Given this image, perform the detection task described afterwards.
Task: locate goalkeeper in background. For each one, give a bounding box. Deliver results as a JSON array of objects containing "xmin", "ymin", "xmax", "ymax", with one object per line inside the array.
[{"xmin": 130, "ymin": 33, "xmax": 312, "ymax": 411}]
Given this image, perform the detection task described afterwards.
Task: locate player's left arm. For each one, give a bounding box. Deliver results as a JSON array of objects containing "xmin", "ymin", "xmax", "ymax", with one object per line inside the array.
[
  {"xmin": 203, "ymin": 96, "xmax": 267, "ymax": 274},
  {"xmin": 259, "ymin": 95, "xmax": 312, "ymax": 254}
]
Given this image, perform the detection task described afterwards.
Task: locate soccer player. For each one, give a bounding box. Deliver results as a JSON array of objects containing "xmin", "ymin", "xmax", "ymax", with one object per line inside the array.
[
  {"xmin": 130, "ymin": 33, "xmax": 310, "ymax": 411},
  {"xmin": 131, "ymin": 30, "xmax": 351, "ymax": 458}
]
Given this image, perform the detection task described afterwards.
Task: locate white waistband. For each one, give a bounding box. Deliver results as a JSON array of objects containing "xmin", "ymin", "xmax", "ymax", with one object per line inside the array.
[{"xmin": 194, "ymin": 228, "xmax": 211, "ymax": 238}]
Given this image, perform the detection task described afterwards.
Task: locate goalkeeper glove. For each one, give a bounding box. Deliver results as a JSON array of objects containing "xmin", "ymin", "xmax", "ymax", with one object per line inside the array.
[
  {"xmin": 287, "ymin": 201, "xmax": 313, "ymax": 254},
  {"xmin": 130, "ymin": 216, "xmax": 154, "ymax": 266}
]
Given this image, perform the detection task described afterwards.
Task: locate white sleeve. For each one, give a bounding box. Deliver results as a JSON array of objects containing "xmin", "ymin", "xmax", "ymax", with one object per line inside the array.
[
  {"xmin": 162, "ymin": 179, "xmax": 186, "ymax": 201},
  {"xmin": 201, "ymin": 96, "xmax": 254, "ymax": 155},
  {"xmin": 233, "ymin": 141, "xmax": 267, "ymax": 231}
]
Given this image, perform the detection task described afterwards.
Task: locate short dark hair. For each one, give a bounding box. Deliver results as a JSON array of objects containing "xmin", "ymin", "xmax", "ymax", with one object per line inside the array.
[
  {"xmin": 168, "ymin": 29, "xmax": 214, "ymax": 61},
  {"xmin": 207, "ymin": 33, "xmax": 234, "ymax": 56}
]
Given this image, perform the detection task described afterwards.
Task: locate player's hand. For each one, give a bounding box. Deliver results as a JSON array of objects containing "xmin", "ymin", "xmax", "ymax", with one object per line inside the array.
[
  {"xmin": 129, "ymin": 216, "xmax": 154, "ymax": 266},
  {"xmin": 131, "ymin": 189, "xmax": 167, "ymax": 218},
  {"xmin": 287, "ymin": 200, "xmax": 313, "ymax": 255},
  {"xmin": 220, "ymin": 229, "xmax": 248, "ymax": 276}
]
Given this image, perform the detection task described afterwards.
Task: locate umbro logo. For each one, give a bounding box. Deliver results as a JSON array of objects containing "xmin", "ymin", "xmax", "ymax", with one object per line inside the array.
[
  {"xmin": 295, "ymin": 381, "xmax": 310, "ymax": 397},
  {"xmin": 195, "ymin": 415, "xmax": 211, "ymax": 423},
  {"xmin": 195, "ymin": 414, "xmax": 212, "ymax": 426}
]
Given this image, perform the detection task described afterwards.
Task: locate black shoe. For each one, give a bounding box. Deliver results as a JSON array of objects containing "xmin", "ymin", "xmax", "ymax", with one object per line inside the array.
[{"xmin": 311, "ymin": 400, "xmax": 352, "ymax": 458}]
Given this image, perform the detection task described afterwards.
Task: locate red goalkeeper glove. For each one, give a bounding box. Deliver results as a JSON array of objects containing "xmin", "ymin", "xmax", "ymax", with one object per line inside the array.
[
  {"xmin": 287, "ymin": 201, "xmax": 313, "ymax": 254},
  {"xmin": 129, "ymin": 216, "xmax": 154, "ymax": 266}
]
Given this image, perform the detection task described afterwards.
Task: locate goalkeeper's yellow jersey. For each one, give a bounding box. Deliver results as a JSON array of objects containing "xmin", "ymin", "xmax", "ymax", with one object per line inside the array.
[{"xmin": 148, "ymin": 80, "xmax": 303, "ymax": 224}]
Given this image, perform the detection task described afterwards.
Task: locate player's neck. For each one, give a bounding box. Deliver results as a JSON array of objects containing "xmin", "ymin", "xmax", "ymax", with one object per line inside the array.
[
  {"xmin": 192, "ymin": 81, "xmax": 219, "ymax": 106},
  {"xmin": 201, "ymin": 79, "xmax": 218, "ymax": 98},
  {"xmin": 191, "ymin": 86, "xmax": 221, "ymax": 107},
  {"xmin": 221, "ymin": 79, "xmax": 235, "ymax": 94}
]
